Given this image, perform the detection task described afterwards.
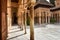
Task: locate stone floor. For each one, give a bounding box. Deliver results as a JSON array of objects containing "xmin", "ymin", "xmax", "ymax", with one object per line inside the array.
[{"xmin": 7, "ymin": 24, "xmax": 60, "ymax": 40}]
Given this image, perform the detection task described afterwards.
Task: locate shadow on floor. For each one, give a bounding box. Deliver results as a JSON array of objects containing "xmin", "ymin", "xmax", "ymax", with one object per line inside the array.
[
  {"xmin": 8, "ymin": 29, "xmax": 22, "ymax": 34},
  {"xmin": 27, "ymin": 24, "xmax": 47, "ymax": 29},
  {"xmin": 7, "ymin": 34, "xmax": 26, "ymax": 40}
]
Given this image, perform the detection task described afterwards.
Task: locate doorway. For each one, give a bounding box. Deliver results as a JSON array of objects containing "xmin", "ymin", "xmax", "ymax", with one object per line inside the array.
[
  {"xmin": 12, "ymin": 7, "xmax": 18, "ymax": 25},
  {"xmin": 12, "ymin": 13, "xmax": 17, "ymax": 25},
  {"xmin": 27, "ymin": 13, "xmax": 30, "ymax": 25}
]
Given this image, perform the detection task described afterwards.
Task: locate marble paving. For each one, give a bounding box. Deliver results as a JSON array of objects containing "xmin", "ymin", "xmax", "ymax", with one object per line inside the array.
[{"xmin": 7, "ymin": 24, "xmax": 60, "ymax": 40}]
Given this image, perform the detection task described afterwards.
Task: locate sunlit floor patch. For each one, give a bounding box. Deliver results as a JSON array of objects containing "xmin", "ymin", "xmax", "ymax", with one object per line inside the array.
[{"xmin": 7, "ymin": 24, "xmax": 60, "ymax": 40}]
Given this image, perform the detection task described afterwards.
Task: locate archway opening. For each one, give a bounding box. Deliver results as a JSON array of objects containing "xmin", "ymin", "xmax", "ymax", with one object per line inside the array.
[{"xmin": 12, "ymin": 7, "xmax": 18, "ymax": 25}]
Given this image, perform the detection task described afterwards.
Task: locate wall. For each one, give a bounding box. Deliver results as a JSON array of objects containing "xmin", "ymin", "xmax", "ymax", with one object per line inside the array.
[
  {"xmin": 51, "ymin": 10, "xmax": 60, "ymax": 23},
  {"xmin": 34, "ymin": 7, "xmax": 51, "ymax": 24},
  {"xmin": 55, "ymin": 0, "xmax": 60, "ymax": 7}
]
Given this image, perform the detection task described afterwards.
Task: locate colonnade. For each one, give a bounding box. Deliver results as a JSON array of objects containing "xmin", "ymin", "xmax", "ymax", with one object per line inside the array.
[
  {"xmin": 51, "ymin": 12, "xmax": 60, "ymax": 23},
  {"xmin": 39, "ymin": 12, "xmax": 50, "ymax": 24},
  {"xmin": 0, "ymin": 0, "xmax": 35, "ymax": 40},
  {"xmin": 17, "ymin": 0, "xmax": 35, "ymax": 40}
]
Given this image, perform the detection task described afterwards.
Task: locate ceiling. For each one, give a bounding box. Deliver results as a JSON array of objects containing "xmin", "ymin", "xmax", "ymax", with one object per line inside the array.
[{"xmin": 11, "ymin": 0, "xmax": 19, "ymax": 3}]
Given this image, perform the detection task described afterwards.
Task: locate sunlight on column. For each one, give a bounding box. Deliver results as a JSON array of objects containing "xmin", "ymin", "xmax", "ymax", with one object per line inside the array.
[{"xmin": 47, "ymin": 0, "xmax": 50, "ymax": 3}]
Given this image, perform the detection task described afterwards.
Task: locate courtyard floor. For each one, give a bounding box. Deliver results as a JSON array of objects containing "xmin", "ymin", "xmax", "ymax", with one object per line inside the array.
[{"xmin": 7, "ymin": 24, "xmax": 60, "ymax": 40}]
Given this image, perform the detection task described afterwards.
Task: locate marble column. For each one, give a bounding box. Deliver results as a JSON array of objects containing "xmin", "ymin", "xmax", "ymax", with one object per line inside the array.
[
  {"xmin": 57, "ymin": 13, "xmax": 58, "ymax": 23},
  {"xmin": 7, "ymin": 0, "xmax": 11, "ymax": 31},
  {"xmin": 21, "ymin": 0, "xmax": 24, "ymax": 30},
  {"xmin": 42, "ymin": 13, "xmax": 44, "ymax": 24},
  {"xmin": 58, "ymin": 14, "xmax": 59, "ymax": 23},
  {"xmin": 17, "ymin": 0, "xmax": 24, "ymax": 30},
  {"xmin": 24, "ymin": 10, "xmax": 27, "ymax": 34},
  {"xmin": 41, "ymin": 13, "xmax": 42, "ymax": 24},
  {"xmin": 17, "ymin": 11, "xmax": 22, "ymax": 28},
  {"xmin": 48, "ymin": 13, "xmax": 51, "ymax": 24},
  {"xmin": 23, "ymin": 0, "xmax": 27, "ymax": 34},
  {"xmin": 46, "ymin": 13, "xmax": 47, "ymax": 24},
  {"xmin": 39, "ymin": 12, "xmax": 41, "ymax": 24},
  {"xmin": 30, "ymin": 6, "xmax": 34, "ymax": 40},
  {"xmin": 59, "ymin": 13, "xmax": 60, "ymax": 23},
  {"xmin": 21, "ymin": 11, "xmax": 24, "ymax": 30},
  {"xmin": 43, "ymin": 13, "xmax": 45, "ymax": 23},
  {"xmin": 48, "ymin": 16, "xmax": 50, "ymax": 24},
  {"xmin": 0, "ymin": 0, "xmax": 7, "ymax": 40},
  {"xmin": 17, "ymin": 4, "xmax": 22, "ymax": 28}
]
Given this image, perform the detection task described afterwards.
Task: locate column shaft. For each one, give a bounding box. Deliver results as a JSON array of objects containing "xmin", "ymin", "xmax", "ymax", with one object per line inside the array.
[
  {"xmin": 30, "ymin": 6, "xmax": 34, "ymax": 40},
  {"xmin": 0, "ymin": 0, "xmax": 7, "ymax": 40},
  {"xmin": 46, "ymin": 13, "xmax": 47, "ymax": 24},
  {"xmin": 48, "ymin": 13, "xmax": 51, "ymax": 24},
  {"xmin": 7, "ymin": 0, "xmax": 11, "ymax": 31},
  {"xmin": 39, "ymin": 13, "xmax": 41, "ymax": 24},
  {"xmin": 24, "ymin": 11, "xmax": 27, "ymax": 34},
  {"xmin": 21, "ymin": 12, "xmax": 24, "ymax": 30}
]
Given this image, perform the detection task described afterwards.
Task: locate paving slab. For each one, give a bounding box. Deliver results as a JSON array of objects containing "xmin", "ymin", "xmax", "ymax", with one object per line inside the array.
[{"xmin": 7, "ymin": 24, "xmax": 60, "ymax": 40}]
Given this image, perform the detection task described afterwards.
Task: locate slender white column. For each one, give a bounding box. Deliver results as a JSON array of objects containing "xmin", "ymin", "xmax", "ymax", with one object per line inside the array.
[
  {"xmin": 7, "ymin": 0, "xmax": 11, "ymax": 31},
  {"xmin": 46, "ymin": 13, "xmax": 47, "ymax": 24},
  {"xmin": 39, "ymin": 10, "xmax": 41, "ymax": 24},
  {"xmin": 30, "ymin": 6, "xmax": 34, "ymax": 40}
]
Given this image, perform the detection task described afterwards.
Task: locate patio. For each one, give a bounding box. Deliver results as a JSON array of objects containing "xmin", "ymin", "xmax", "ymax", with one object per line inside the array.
[{"xmin": 7, "ymin": 24, "xmax": 60, "ymax": 40}]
